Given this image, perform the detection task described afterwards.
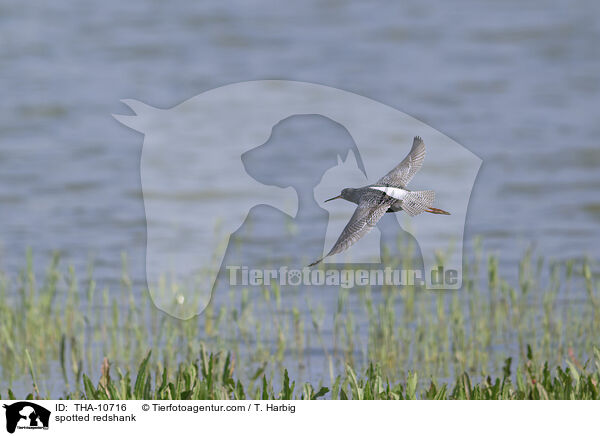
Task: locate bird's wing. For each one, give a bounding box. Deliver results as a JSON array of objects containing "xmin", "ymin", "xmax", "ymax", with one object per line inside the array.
[
  {"xmin": 376, "ymin": 136, "xmax": 426, "ymax": 188},
  {"xmin": 309, "ymin": 194, "xmax": 392, "ymax": 266}
]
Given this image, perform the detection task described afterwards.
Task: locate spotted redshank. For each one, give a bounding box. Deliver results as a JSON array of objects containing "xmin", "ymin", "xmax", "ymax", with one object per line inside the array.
[{"xmin": 309, "ymin": 136, "xmax": 449, "ymax": 266}]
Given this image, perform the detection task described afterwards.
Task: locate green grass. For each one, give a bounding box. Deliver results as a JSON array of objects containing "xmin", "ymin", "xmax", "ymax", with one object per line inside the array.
[
  {"xmin": 4, "ymin": 345, "xmax": 600, "ymax": 400},
  {"xmin": 0, "ymin": 237, "xmax": 599, "ymax": 399}
]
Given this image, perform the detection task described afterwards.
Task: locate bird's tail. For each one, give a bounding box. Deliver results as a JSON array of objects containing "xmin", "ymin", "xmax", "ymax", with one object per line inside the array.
[{"xmin": 402, "ymin": 190, "xmax": 436, "ymax": 216}]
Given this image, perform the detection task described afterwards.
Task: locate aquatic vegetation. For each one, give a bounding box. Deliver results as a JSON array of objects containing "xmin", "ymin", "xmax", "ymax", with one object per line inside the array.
[
  {"xmin": 0, "ymin": 240, "xmax": 598, "ymax": 399},
  {"xmin": 4, "ymin": 346, "xmax": 600, "ymax": 400}
]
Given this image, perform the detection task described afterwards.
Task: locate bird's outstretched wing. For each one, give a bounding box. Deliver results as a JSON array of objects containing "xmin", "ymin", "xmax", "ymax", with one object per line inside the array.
[
  {"xmin": 376, "ymin": 136, "xmax": 426, "ymax": 188},
  {"xmin": 309, "ymin": 194, "xmax": 393, "ymax": 266}
]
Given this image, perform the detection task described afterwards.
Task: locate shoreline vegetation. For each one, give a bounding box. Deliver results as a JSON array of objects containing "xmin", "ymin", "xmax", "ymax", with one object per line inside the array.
[
  {"xmin": 5, "ymin": 347, "xmax": 600, "ymax": 400},
  {"xmin": 1, "ymin": 239, "xmax": 599, "ymax": 399}
]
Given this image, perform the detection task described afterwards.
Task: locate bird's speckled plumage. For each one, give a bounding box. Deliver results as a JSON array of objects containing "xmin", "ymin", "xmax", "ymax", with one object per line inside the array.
[{"xmin": 309, "ymin": 136, "xmax": 449, "ymax": 266}]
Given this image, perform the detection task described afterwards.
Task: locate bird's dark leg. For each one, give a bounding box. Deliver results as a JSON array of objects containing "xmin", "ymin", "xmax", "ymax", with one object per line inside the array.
[{"xmin": 425, "ymin": 207, "xmax": 450, "ymax": 215}]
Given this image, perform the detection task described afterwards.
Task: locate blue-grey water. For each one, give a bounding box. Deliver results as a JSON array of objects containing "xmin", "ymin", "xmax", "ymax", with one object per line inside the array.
[{"xmin": 1, "ymin": 0, "xmax": 600, "ymax": 394}]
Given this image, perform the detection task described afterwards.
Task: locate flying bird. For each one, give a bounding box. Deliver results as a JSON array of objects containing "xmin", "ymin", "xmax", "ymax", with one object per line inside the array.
[{"xmin": 309, "ymin": 136, "xmax": 449, "ymax": 266}]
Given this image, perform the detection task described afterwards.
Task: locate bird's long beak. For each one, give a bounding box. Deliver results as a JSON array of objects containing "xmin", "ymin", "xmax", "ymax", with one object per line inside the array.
[{"xmin": 325, "ymin": 195, "xmax": 342, "ymax": 203}]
